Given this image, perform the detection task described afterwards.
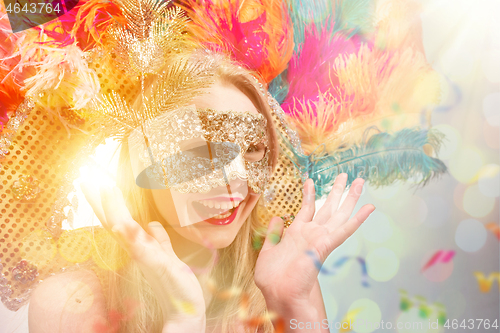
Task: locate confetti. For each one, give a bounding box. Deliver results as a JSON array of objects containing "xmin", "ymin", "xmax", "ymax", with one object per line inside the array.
[
  {"xmin": 306, "ymin": 250, "xmax": 370, "ymax": 287},
  {"xmin": 421, "ymin": 250, "xmax": 455, "ymax": 272},
  {"xmin": 485, "ymin": 223, "xmax": 500, "ymax": 240},
  {"xmin": 473, "ymin": 271, "xmax": 500, "ymax": 293},
  {"xmin": 398, "ymin": 289, "xmax": 447, "ymax": 325}
]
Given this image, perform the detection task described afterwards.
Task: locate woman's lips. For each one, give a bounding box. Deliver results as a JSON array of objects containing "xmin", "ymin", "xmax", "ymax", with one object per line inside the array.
[
  {"xmin": 191, "ymin": 197, "xmax": 245, "ymax": 225},
  {"xmin": 204, "ymin": 205, "xmax": 240, "ymax": 225}
]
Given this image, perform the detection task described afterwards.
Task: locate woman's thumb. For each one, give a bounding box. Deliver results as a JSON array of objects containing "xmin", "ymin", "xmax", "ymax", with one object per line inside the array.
[{"xmin": 261, "ymin": 217, "xmax": 285, "ymax": 251}]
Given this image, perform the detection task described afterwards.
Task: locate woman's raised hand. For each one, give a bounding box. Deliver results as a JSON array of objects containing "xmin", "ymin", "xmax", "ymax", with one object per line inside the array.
[
  {"xmin": 81, "ymin": 184, "xmax": 206, "ymax": 332},
  {"xmin": 254, "ymin": 174, "xmax": 375, "ymax": 329}
]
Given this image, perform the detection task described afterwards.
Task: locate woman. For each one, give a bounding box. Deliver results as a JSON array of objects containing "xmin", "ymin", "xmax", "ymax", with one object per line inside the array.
[{"xmin": 26, "ymin": 54, "xmax": 375, "ymax": 333}]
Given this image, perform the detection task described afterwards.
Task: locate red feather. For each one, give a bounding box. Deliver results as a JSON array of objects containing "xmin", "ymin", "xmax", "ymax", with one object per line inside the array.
[
  {"xmin": 43, "ymin": 0, "xmax": 125, "ymax": 50},
  {"xmin": 281, "ymin": 21, "xmax": 363, "ymax": 116},
  {"xmin": 180, "ymin": 0, "xmax": 294, "ymax": 83}
]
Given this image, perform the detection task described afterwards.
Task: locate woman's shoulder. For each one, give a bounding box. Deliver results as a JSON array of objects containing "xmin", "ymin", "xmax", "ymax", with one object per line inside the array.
[{"xmin": 28, "ymin": 268, "xmax": 108, "ymax": 333}]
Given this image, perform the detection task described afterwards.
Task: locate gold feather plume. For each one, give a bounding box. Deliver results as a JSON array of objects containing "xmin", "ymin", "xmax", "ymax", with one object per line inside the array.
[
  {"xmin": 91, "ymin": 52, "xmax": 218, "ymax": 139},
  {"xmin": 89, "ymin": 0, "xmax": 218, "ymax": 140},
  {"xmin": 107, "ymin": 0, "xmax": 193, "ymax": 75}
]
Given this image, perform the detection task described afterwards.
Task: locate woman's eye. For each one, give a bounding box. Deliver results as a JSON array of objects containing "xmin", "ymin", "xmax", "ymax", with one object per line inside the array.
[{"xmin": 243, "ymin": 142, "xmax": 267, "ymax": 162}]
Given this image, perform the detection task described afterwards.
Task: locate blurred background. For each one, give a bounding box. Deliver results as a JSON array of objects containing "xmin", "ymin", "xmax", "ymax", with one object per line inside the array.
[
  {"xmin": 317, "ymin": 0, "xmax": 500, "ymax": 332},
  {"xmin": 1, "ymin": 0, "xmax": 499, "ymax": 332}
]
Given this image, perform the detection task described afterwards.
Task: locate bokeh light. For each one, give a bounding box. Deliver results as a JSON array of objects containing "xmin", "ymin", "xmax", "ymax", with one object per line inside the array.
[
  {"xmin": 448, "ymin": 146, "xmax": 484, "ymax": 183},
  {"xmin": 455, "ymin": 219, "xmax": 487, "ymax": 252},
  {"xmin": 366, "ymin": 247, "xmax": 399, "ymax": 282},
  {"xmin": 348, "ymin": 298, "xmax": 382, "ymax": 333},
  {"xmin": 462, "ymin": 184, "xmax": 495, "ymax": 217},
  {"xmin": 477, "ymin": 164, "xmax": 500, "ymax": 197}
]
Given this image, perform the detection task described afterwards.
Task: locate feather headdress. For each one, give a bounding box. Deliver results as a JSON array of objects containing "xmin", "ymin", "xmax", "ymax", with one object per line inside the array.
[
  {"xmin": 0, "ymin": 0, "xmax": 448, "ymax": 313},
  {"xmin": 180, "ymin": 0, "xmax": 294, "ymax": 83}
]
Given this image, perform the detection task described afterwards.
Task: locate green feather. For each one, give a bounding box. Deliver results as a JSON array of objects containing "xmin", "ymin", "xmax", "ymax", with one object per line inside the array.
[{"xmin": 282, "ymin": 126, "xmax": 448, "ymax": 199}]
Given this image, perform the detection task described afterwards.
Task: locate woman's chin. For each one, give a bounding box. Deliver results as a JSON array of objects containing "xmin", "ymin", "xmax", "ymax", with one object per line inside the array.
[{"xmin": 179, "ymin": 226, "xmax": 240, "ymax": 249}]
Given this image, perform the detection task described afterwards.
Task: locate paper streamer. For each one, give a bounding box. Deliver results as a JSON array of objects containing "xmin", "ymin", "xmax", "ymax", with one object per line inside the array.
[
  {"xmin": 433, "ymin": 76, "xmax": 462, "ymax": 113},
  {"xmin": 339, "ymin": 307, "xmax": 364, "ymax": 333},
  {"xmin": 398, "ymin": 289, "xmax": 447, "ymax": 325},
  {"xmin": 485, "ymin": 223, "xmax": 500, "ymax": 240},
  {"xmin": 421, "ymin": 250, "xmax": 455, "ymax": 272},
  {"xmin": 473, "ymin": 271, "xmax": 500, "ymax": 293},
  {"xmin": 93, "ymin": 298, "xmax": 139, "ymax": 333},
  {"xmin": 306, "ymin": 250, "xmax": 370, "ymax": 287},
  {"xmin": 207, "ymin": 277, "xmax": 284, "ymax": 332}
]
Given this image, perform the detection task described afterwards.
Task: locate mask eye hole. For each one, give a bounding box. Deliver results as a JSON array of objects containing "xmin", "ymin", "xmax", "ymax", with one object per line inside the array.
[{"xmin": 243, "ymin": 142, "xmax": 267, "ymax": 162}]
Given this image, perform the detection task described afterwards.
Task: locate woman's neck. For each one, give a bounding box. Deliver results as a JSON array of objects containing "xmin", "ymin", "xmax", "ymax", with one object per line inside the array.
[{"xmin": 164, "ymin": 224, "xmax": 216, "ymax": 273}]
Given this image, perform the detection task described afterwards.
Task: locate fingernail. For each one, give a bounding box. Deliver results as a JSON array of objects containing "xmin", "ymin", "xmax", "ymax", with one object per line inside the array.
[
  {"xmin": 99, "ymin": 184, "xmax": 112, "ymax": 193},
  {"xmin": 304, "ymin": 180, "xmax": 314, "ymax": 202},
  {"xmin": 111, "ymin": 225, "xmax": 121, "ymax": 234}
]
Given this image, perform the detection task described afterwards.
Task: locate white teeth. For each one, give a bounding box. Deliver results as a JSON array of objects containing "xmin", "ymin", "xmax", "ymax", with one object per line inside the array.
[
  {"xmin": 210, "ymin": 211, "xmax": 232, "ymax": 219},
  {"xmin": 197, "ymin": 199, "xmax": 243, "ymax": 209}
]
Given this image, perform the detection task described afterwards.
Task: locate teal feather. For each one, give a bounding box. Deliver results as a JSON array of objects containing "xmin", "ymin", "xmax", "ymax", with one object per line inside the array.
[
  {"xmin": 286, "ymin": 0, "xmax": 333, "ymax": 52},
  {"xmin": 332, "ymin": 0, "xmax": 376, "ymax": 37},
  {"xmin": 268, "ymin": 69, "xmax": 289, "ymax": 103},
  {"xmin": 269, "ymin": 0, "xmax": 376, "ymax": 103},
  {"xmin": 281, "ymin": 127, "xmax": 448, "ymax": 199}
]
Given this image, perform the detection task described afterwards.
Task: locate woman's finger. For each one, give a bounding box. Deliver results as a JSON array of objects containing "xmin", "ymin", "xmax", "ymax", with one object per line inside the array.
[
  {"xmin": 317, "ymin": 204, "xmax": 375, "ymax": 260},
  {"xmin": 314, "ymin": 173, "xmax": 347, "ymax": 224},
  {"xmin": 261, "ymin": 217, "xmax": 285, "ymax": 252},
  {"xmin": 80, "ymin": 182, "xmax": 107, "ymax": 225},
  {"xmin": 99, "ymin": 186, "xmax": 139, "ymax": 230},
  {"xmin": 294, "ymin": 178, "xmax": 316, "ymax": 223},
  {"xmin": 99, "ymin": 186, "xmax": 149, "ymax": 254},
  {"xmin": 326, "ymin": 178, "xmax": 364, "ymax": 230},
  {"xmin": 148, "ymin": 222, "xmax": 174, "ymax": 253}
]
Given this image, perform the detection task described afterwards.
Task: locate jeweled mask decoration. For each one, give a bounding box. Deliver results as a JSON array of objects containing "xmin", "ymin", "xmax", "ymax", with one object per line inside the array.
[{"xmin": 128, "ymin": 104, "xmax": 270, "ymax": 226}]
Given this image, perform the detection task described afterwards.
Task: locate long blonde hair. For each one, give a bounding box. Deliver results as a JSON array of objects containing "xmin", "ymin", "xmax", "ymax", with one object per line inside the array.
[{"xmin": 98, "ymin": 53, "xmax": 279, "ymax": 332}]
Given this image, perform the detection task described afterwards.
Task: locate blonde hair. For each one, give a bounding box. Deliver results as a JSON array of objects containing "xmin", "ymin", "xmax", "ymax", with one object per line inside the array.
[{"xmin": 99, "ymin": 53, "xmax": 279, "ymax": 332}]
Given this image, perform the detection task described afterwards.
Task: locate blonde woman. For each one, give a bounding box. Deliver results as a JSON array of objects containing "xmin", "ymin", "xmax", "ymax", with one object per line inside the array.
[{"xmin": 27, "ymin": 56, "xmax": 375, "ymax": 333}]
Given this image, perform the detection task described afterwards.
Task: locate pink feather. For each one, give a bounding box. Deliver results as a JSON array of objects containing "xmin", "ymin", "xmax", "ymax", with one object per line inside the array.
[
  {"xmin": 181, "ymin": 0, "xmax": 294, "ymax": 83},
  {"xmin": 281, "ymin": 21, "xmax": 363, "ymax": 117}
]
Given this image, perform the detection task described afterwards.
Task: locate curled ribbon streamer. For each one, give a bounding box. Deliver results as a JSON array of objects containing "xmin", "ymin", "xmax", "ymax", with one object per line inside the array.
[
  {"xmin": 473, "ymin": 271, "xmax": 500, "ymax": 293},
  {"xmin": 207, "ymin": 277, "xmax": 284, "ymax": 332},
  {"xmin": 306, "ymin": 250, "xmax": 370, "ymax": 287},
  {"xmin": 398, "ymin": 289, "xmax": 446, "ymax": 325},
  {"xmin": 486, "ymin": 223, "xmax": 500, "ymax": 240},
  {"xmin": 338, "ymin": 307, "xmax": 363, "ymax": 333},
  {"xmin": 93, "ymin": 298, "xmax": 139, "ymax": 333},
  {"xmin": 421, "ymin": 250, "xmax": 455, "ymax": 272}
]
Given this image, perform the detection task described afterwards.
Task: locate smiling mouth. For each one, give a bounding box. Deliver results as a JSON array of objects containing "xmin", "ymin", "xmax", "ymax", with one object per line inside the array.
[{"xmin": 191, "ymin": 198, "xmax": 243, "ymax": 220}]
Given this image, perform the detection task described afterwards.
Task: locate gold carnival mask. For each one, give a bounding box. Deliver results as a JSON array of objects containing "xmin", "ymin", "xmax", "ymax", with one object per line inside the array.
[{"xmin": 128, "ymin": 104, "xmax": 270, "ymax": 194}]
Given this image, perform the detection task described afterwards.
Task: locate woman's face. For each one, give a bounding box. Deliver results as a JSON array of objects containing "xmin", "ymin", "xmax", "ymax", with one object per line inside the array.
[{"xmin": 146, "ymin": 82, "xmax": 267, "ymax": 249}]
